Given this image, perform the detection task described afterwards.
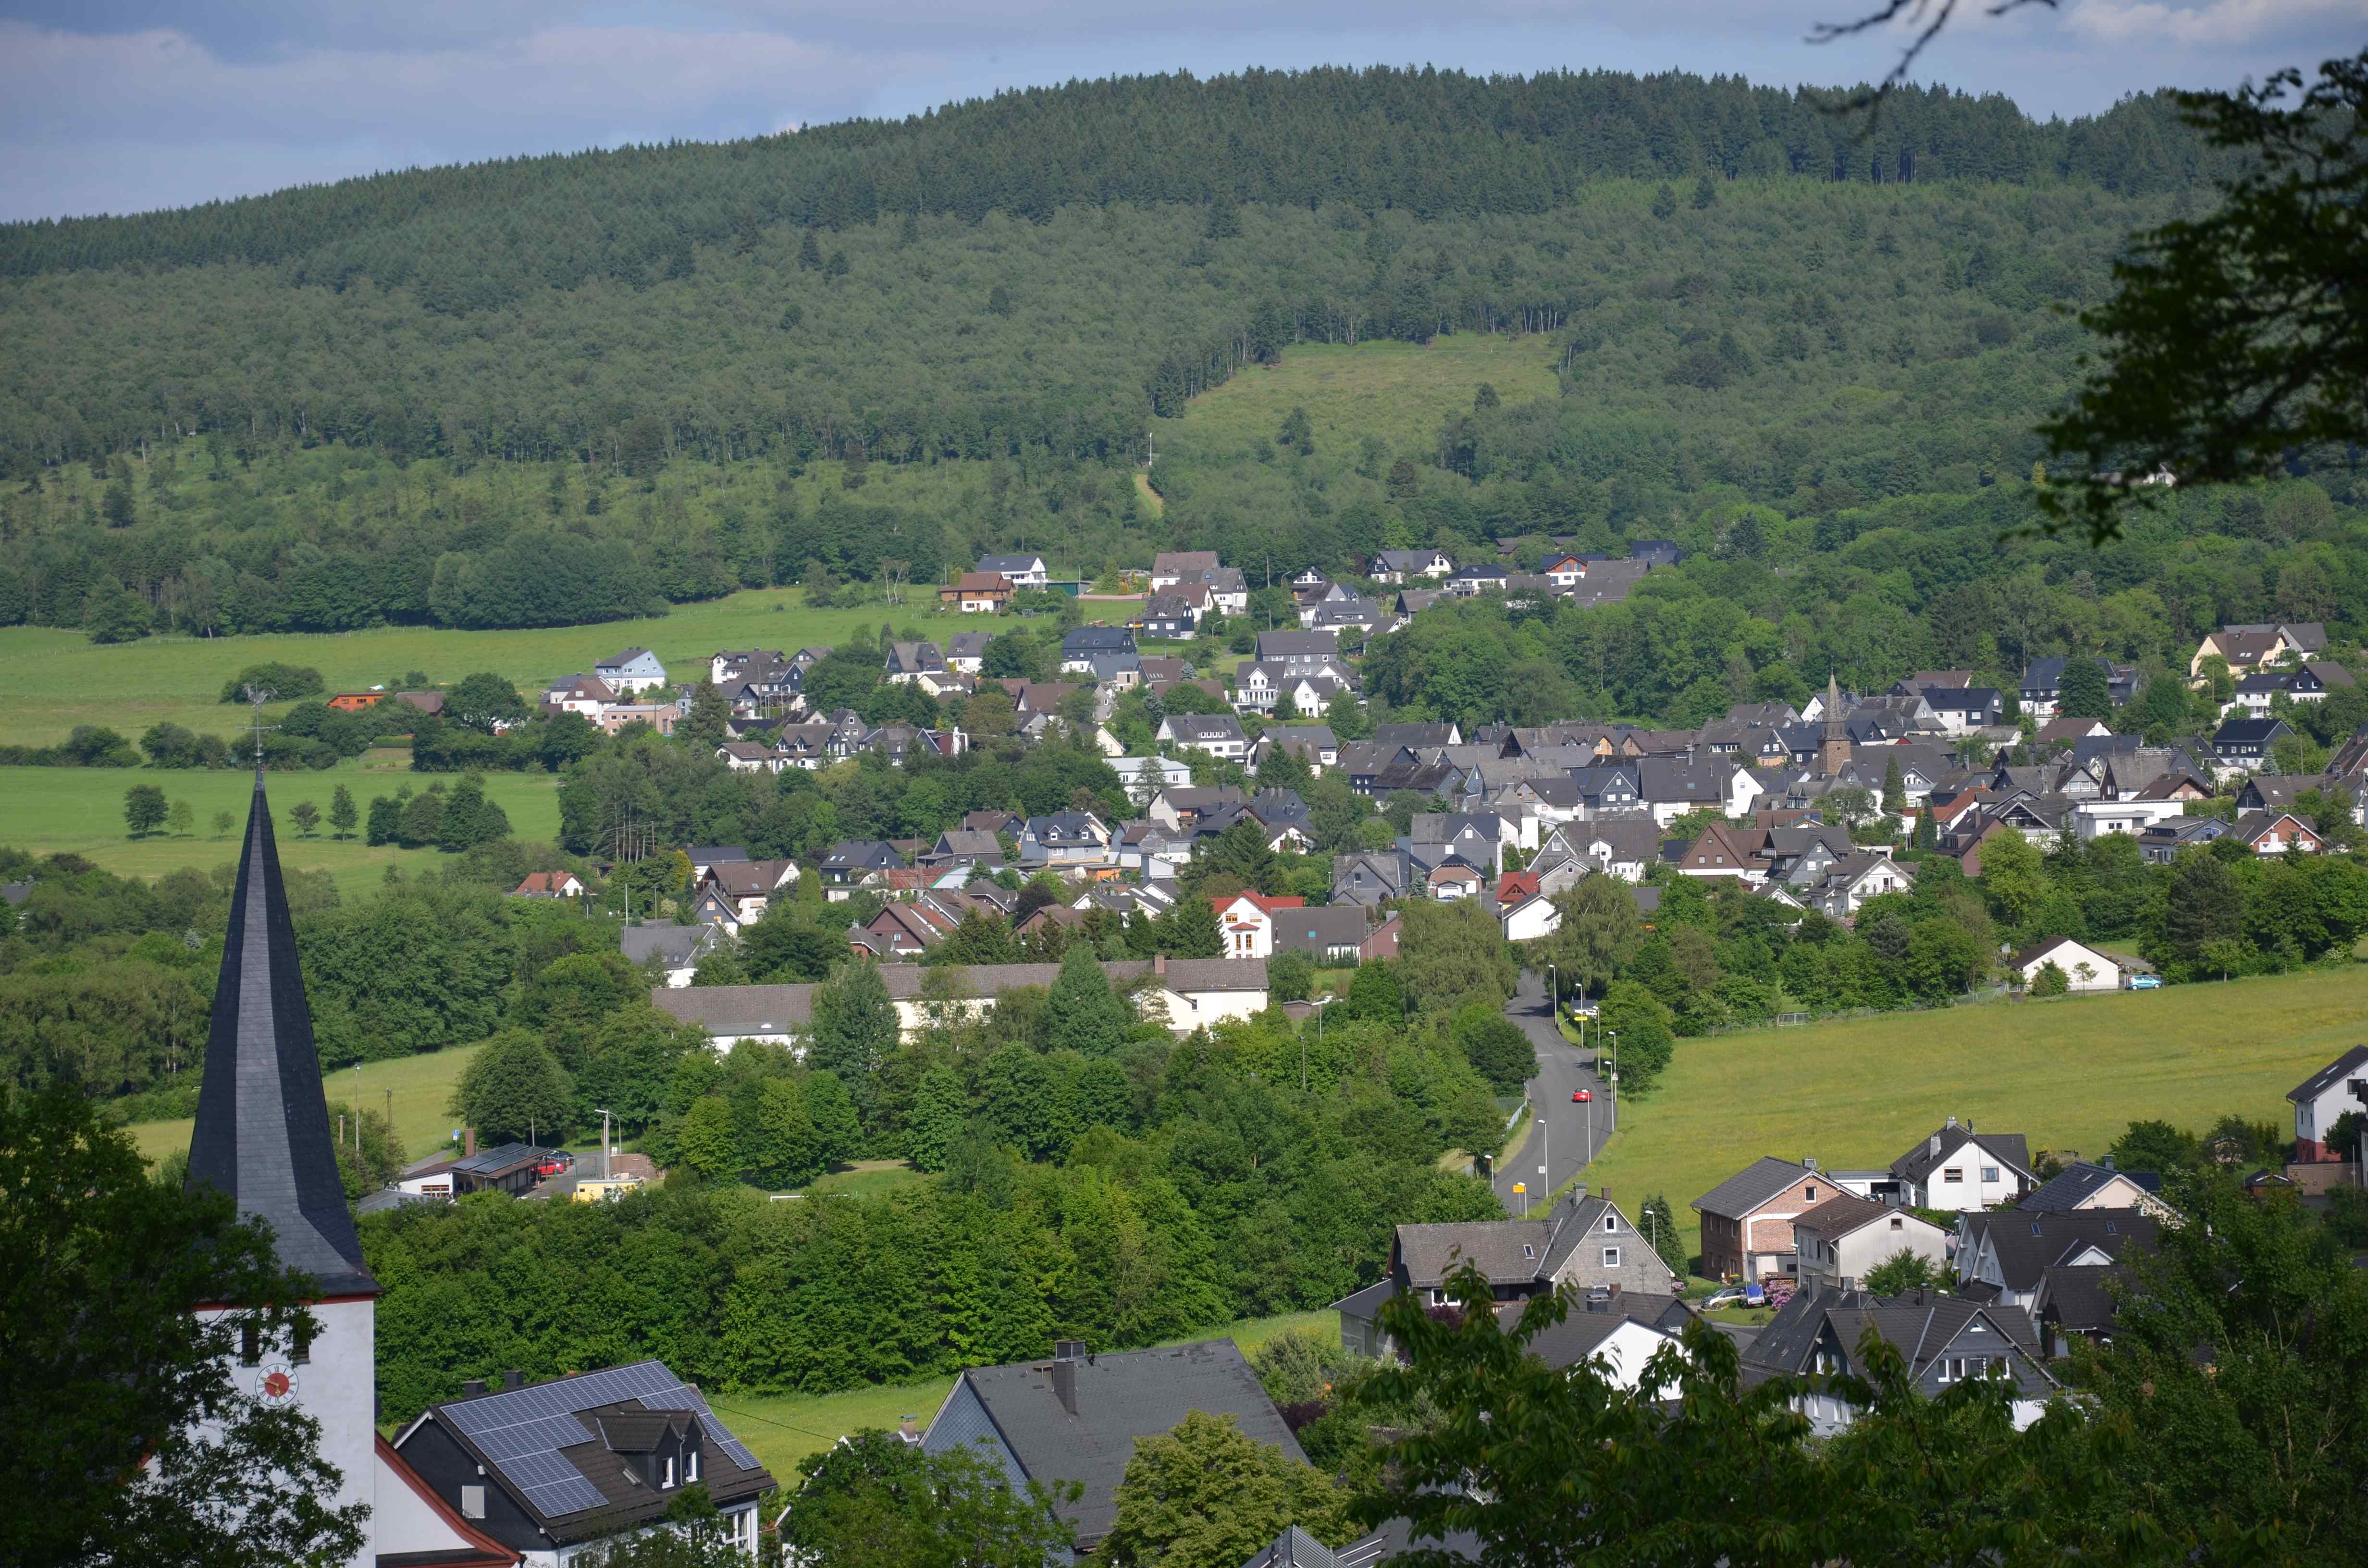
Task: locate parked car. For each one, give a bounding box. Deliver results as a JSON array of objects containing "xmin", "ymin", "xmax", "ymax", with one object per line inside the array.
[
  {"xmin": 2126, "ymin": 974, "xmax": 2163, "ymax": 990},
  {"xmin": 1701, "ymin": 1287, "xmax": 1747, "ymax": 1311},
  {"xmin": 1571, "ymin": 1088, "xmax": 1593, "ymax": 1102}
]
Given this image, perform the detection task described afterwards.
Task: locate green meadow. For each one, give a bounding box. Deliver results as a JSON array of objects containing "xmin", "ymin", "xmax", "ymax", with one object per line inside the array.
[
  {"xmin": 0, "ymin": 755, "xmax": 567, "ymax": 899},
  {"xmin": 1161, "ymin": 334, "xmax": 1557, "ymax": 469},
  {"xmin": 1580, "ymin": 966, "xmax": 2368, "ymax": 1264},
  {"xmin": 128, "ymin": 1040, "xmax": 489, "ymax": 1167},
  {"xmin": 0, "ymin": 588, "xmax": 996, "ymax": 751}
]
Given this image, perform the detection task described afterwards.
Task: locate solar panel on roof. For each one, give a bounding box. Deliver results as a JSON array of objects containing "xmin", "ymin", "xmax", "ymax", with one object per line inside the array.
[{"xmin": 437, "ymin": 1360, "xmax": 765, "ymax": 1518}]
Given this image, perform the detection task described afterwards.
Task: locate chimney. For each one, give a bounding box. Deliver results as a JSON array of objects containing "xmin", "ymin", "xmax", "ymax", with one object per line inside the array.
[
  {"xmin": 1049, "ymin": 1360, "xmax": 1078, "ymax": 1416},
  {"xmin": 503, "ymin": 1370, "xmax": 524, "ymax": 1391},
  {"xmin": 1945, "ymin": 1115, "xmax": 1958, "ymax": 1130},
  {"xmin": 1802, "ymin": 1156, "xmax": 1817, "ymax": 1171},
  {"xmin": 899, "ymin": 1415, "xmax": 921, "ymax": 1445},
  {"xmin": 464, "ymin": 1126, "xmax": 477, "ymax": 1158},
  {"xmin": 1153, "ymin": 953, "xmax": 1167, "ymax": 976},
  {"xmin": 1929, "ymin": 1134, "xmax": 1941, "ymax": 1158},
  {"xmin": 462, "ymin": 1378, "xmax": 487, "ymax": 1397}
]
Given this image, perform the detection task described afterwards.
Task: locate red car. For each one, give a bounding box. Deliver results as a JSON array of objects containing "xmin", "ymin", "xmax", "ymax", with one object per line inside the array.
[{"xmin": 1571, "ymin": 1089, "xmax": 1593, "ymax": 1103}]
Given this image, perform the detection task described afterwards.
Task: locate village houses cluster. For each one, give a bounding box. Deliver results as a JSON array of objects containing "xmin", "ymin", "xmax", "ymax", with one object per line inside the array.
[{"xmin": 184, "ymin": 541, "xmax": 2368, "ymax": 1568}]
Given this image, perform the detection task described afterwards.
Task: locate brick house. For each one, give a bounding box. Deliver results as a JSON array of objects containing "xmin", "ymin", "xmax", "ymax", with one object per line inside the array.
[{"xmin": 1692, "ymin": 1156, "xmax": 1842, "ymax": 1282}]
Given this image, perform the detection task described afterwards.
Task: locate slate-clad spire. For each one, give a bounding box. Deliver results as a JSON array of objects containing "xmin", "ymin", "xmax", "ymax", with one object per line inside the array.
[{"xmin": 186, "ymin": 771, "xmax": 378, "ymax": 1298}]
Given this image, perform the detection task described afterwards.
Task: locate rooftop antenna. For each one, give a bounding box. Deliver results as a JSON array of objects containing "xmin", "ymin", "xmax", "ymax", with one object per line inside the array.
[{"xmin": 240, "ymin": 684, "xmax": 279, "ymax": 772}]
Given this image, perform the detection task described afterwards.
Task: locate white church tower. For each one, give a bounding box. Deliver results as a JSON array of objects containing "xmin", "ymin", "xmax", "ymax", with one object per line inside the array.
[{"xmin": 186, "ymin": 769, "xmax": 517, "ymax": 1568}]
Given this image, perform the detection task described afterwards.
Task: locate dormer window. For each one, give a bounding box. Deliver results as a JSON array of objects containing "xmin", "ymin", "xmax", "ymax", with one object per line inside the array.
[
  {"xmin": 686, "ymin": 1448, "xmax": 699, "ymax": 1482},
  {"xmin": 663, "ymin": 1456, "xmax": 676, "ymax": 1489}
]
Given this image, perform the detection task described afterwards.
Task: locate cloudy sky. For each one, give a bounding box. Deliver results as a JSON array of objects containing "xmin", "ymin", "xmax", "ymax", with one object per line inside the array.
[{"xmin": 2, "ymin": 0, "xmax": 2360, "ymax": 221}]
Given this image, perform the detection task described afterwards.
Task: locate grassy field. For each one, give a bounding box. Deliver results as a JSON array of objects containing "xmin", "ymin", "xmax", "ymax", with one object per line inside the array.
[
  {"xmin": 127, "ymin": 1040, "xmax": 487, "ymax": 1167},
  {"xmin": 705, "ymin": 1308, "xmax": 1338, "ymax": 1481},
  {"xmin": 0, "ymin": 755, "xmax": 567, "ymax": 898},
  {"xmin": 0, "ymin": 589, "xmax": 1015, "ymax": 751},
  {"xmin": 789, "ymin": 1159, "xmax": 932, "ymax": 1200},
  {"xmin": 1581, "ymin": 967, "xmax": 2368, "ymax": 1264},
  {"xmin": 1164, "ymin": 337, "xmax": 1558, "ymax": 466}
]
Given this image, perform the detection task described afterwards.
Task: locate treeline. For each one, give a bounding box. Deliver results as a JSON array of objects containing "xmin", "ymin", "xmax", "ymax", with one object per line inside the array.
[
  {"xmin": 1354, "ymin": 478, "xmax": 2366, "ymax": 730},
  {"xmin": 363, "ymin": 925, "xmax": 1519, "ymax": 1418},
  {"xmin": 3, "ymin": 165, "xmax": 2253, "ymax": 641},
  {"xmin": 0, "ymin": 848, "xmax": 620, "ymax": 1098},
  {"xmin": 1, "ymin": 68, "xmax": 2227, "ymax": 286}
]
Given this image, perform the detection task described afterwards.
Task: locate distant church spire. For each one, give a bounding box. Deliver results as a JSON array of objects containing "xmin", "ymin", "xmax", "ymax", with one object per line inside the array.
[
  {"xmin": 1820, "ymin": 672, "xmax": 1851, "ymax": 778},
  {"xmin": 186, "ymin": 771, "xmax": 378, "ymax": 1298}
]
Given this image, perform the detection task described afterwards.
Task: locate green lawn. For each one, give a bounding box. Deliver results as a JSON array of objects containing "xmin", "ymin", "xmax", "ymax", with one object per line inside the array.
[
  {"xmin": 0, "ymin": 756, "xmax": 566, "ymax": 899},
  {"xmin": 1581, "ymin": 966, "xmax": 2368, "ymax": 1264},
  {"xmin": 0, "ymin": 588, "xmax": 1003, "ymax": 750},
  {"xmin": 126, "ymin": 1040, "xmax": 488, "ymax": 1167},
  {"xmin": 789, "ymin": 1159, "xmax": 932, "ymax": 1200},
  {"xmin": 706, "ymin": 1309, "xmax": 1338, "ymax": 1482},
  {"xmin": 1164, "ymin": 336, "xmax": 1558, "ymax": 466}
]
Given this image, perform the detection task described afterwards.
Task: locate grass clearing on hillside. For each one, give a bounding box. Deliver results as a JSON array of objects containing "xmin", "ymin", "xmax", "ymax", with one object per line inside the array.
[
  {"xmin": 0, "ymin": 590, "xmax": 1016, "ymax": 750},
  {"xmin": 127, "ymin": 1040, "xmax": 487, "ymax": 1167},
  {"xmin": 1580, "ymin": 967, "xmax": 2368, "ymax": 1263},
  {"xmin": 790, "ymin": 1159, "xmax": 931, "ymax": 1200},
  {"xmin": 0, "ymin": 761, "xmax": 566, "ymax": 898},
  {"xmin": 1167, "ymin": 337, "xmax": 1558, "ymax": 465},
  {"xmin": 707, "ymin": 1308, "xmax": 1337, "ymax": 1480}
]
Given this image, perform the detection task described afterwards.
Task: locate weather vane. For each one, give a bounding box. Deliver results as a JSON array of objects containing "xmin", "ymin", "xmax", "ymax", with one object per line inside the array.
[{"xmin": 240, "ymin": 684, "xmax": 280, "ymax": 768}]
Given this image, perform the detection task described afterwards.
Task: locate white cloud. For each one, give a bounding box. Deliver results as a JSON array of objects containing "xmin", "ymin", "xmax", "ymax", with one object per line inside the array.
[{"xmin": 2068, "ymin": 0, "xmax": 2367, "ymax": 46}]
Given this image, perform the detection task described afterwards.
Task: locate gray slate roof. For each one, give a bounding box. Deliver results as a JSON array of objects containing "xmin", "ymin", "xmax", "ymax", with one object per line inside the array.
[
  {"xmin": 1891, "ymin": 1124, "xmax": 2034, "ymax": 1186},
  {"xmin": 185, "ymin": 775, "xmax": 377, "ymax": 1298},
  {"xmin": 1961, "ymin": 1209, "xmax": 2159, "ymax": 1292},
  {"xmin": 1692, "ymin": 1155, "xmax": 1819, "ymax": 1221},
  {"xmin": 2289, "ymin": 1043, "xmax": 2368, "ymax": 1103},
  {"xmin": 2019, "ymin": 1162, "xmax": 2165, "ymax": 1213},
  {"xmin": 936, "ymin": 1340, "xmax": 1302, "ymax": 1548},
  {"xmin": 619, "ymin": 922, "xmax": 720, "ymax": 968}
]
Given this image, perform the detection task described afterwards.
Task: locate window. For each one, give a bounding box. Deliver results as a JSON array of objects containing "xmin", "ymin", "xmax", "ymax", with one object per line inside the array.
[
  {"xmin": 1943, "ymin": 1168, "xmax": 1964, "ymax": 1184},
  {"xmin": 1889, "ymin": 1216, "xmax": 1903, "ymax": 1229},
  {"xmin": 686, "ymin": 1449, "xmax": 699, "ymax": 1482},
  {"xmin": 1430, "ymin": 1289, "xmax": 1446, "ymax": 1306},
  {"xmin": 1521, "ymin": 1244, "xmax": 1535, "ymax": 1260},
  {"xmin": 239, "ymin": 1318, "xmax": 261, "ymax": 1366},
  {"xmin": 663, "ymin": 1456, "xmax": 676, "ymax": 1489},
  {"xmin": 1981, "ymin": 1165, "xmax": 2000, "ymax": 1184},
  {"xmin": 1804, "ymin": 1185, "xmax": 1817, "ymax": 1202},
  {"xmin": 1602, "ymin": 1247, "xmax": 1621, "ymax": 1268},
  {"xmin": 461, "ymin": 1485, "xmax": 486, "ymax": 1520},
  {"xmin": 292, "ymin": 1316, "xmax": 314, "ymax": 1366},
  {"xmin": 1603, "ymin": 1215, "xmax": 1620, "ymax": 1233},
  {"xmin": 2104, "ymin": 1220, "xmax": 2117, "ymax": 1234}
]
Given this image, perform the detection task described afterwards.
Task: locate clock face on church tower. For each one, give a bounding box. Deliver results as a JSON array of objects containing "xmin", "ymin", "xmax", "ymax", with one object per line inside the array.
[{"xmin": 257, "ymin": 1362, "xmax": 300, "ymax": 1407}]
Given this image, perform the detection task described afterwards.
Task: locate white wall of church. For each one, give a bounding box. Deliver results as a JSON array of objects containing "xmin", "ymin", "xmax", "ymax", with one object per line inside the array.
[{"xmin": 202, "ymin": 1297, "xmax": 378, "ymax": 1568}]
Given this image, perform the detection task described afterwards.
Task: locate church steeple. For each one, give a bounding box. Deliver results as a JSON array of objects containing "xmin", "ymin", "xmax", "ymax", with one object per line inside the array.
[
  {"xmin": 186, "ymin": 771, "xmax": 378, "ymax": 1298},
  {"xmin": 1819, "ymin": 672, "xmax": 1852, "ymax": 778}
]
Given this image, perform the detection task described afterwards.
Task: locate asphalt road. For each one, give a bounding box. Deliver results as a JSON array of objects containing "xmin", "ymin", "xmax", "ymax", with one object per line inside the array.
[{"xmin": 1491, "ymin": 969, "xmax": 1611, "ymax": 1216}]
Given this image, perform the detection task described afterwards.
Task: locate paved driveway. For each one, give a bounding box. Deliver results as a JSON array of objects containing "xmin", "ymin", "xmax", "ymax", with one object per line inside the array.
[{"xmin": 1492, "ymin": 968, "xmax": 1612, "ymax": 1216}]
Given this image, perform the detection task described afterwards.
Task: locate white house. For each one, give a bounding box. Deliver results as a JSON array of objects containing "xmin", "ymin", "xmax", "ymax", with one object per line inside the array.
[
  {"xmin": 595, "ymin": 649, "xmax": 669, "ymax": 695},
  {"xmin": 1212, "ymin": 892, "xmax": 1300, "ymax": 959},
  {"xmin": 544, "ymin": 674, "xmax": 617, "ymax": 715},
  {"xmin": 977, "ymin": 553, "xmax": 1049, "ymax": 589},
  {"xmin": 1790, "ymin": 1196, "xmax": 1950, "ymax": 1292},
  {"xmin": 1110, "ymin": 755, "xmax": 1194, "ymax": 799},
  {"xmin": 1890, "ymin": 1119, "xmax": 2038, "ymax": 1211},
  {"xmin": 2073, "ymin": 797, "xmax": 2183, "ymax": 840},
  {"xmin": 2012, "ymin": 936, "xmax": 2121, "ymax": 993},
  {"xmin": 1157, "ymin": 712, "xmax": 1247, "ymax": 760},
  {"xmin": 2288, "ymin": 1044, "xmax": 2368, "ymax": 1163}
]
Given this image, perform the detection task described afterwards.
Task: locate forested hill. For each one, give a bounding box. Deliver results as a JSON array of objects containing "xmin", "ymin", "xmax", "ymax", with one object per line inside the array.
[{"xmin": 3, "ymin": 68, "xmax": 2219, "ymax": 287}]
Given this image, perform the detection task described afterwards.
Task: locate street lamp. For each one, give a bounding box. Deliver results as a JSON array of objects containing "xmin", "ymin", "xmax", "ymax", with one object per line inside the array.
[
  {"xmin": 592, "ymin": 1107, "xmax": 614, "ymax": 1179},
  {"xmin": 1606, "ymin": 1031, "xmax": 1618, "ymax": 1132},
  {"xmin": 1536, "ymin": 1115, "xmax": 1549, "ymax": 1218}
]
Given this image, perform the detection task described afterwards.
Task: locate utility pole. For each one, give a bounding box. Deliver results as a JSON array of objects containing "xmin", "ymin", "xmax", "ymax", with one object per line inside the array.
[{"xmin": 592, "ymin": 1107, "xmax": 614, "ymax": 1179}]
